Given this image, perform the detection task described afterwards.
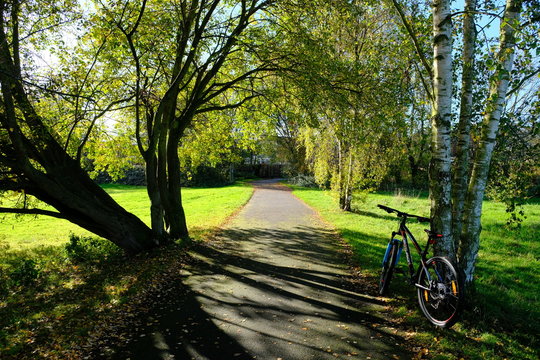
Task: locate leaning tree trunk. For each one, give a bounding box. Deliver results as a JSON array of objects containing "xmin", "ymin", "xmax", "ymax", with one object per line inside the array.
[
  {"xmin": 458, "ymin": 0, "xmax": 522, "ymax": 285},
  {"xmin": 429, "ymin": 0, "xmax": 455, "ymax": 259},
  {"xmin": 452, "ymin": 0, "xmax": 477, "ymax": 248},
  {"xmin": 0, "ymin": 11, "xmax": 156, "ymax": 254},
  {"xmin": 26, "ymin": 161, "xmax": 157, "ymax": 254}
]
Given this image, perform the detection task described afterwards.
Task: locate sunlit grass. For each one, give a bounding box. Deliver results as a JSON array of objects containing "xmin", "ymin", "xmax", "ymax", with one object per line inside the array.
[
  {"xmin": 291, "ymin": 186, "xmax": 539, "ymax": 360},
  {"xmin": 0, "ymin": 182, "xmax": 254, "ymax": 358},
  {"xmin": 0, "ymin": 182, "xmax": 254, "ymax": 250}
]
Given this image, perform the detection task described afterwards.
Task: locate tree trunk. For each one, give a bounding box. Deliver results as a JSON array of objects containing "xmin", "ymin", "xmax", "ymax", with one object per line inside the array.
[
  {"xmin": 458, "ymin": 0, "xmax": 522, "ymax": 285},
  {"xmin": 0, "ymin": 11, "xmax": 156, "ymax": 254},
  {"xmin": 342, "ymin": 150, "xmax": 353, "ymax": 212},
  {"xmin": 337, "ymin": 139, "xmax": 346, "ymax": 209},
  {"xmin": 408, "ymin": 155, "xmax": 419, "ymax": 188},
  {"xmin": 165, "ymin": 127, "xmax": 189, "ymax": 239},
  {"xmin": 27, "ymin": 162, "xmax": 157, "ymax": 254},
  {"xmin": 146, "ymin": 153, "xmax": 166, "ymax": 240},
  {"xmin": 430, "ymin": 0, "xmax": 455, "ymax": 259},
  {"xmin": 452, "ymin": 0, "xmax": 477, "ymax": 248}
]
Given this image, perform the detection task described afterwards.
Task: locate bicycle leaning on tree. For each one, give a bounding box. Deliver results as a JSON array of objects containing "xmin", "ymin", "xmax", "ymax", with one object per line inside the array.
[{"xmin": 377, "ymin": 204, "xmax": 462, "ymax": 328}]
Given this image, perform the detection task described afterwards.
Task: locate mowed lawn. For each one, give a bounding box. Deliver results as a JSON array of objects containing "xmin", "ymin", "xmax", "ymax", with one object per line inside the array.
[
  {"xmin": 0, "ymin": 183, "xmax": 254, "ymax": 250},
  {"xmin": 0, "ymin": 182, "xmax": 254, "ymax": 359},
  {"xmin": 291, "ymin": 186, "xmax": 539, "ymax": 360}
]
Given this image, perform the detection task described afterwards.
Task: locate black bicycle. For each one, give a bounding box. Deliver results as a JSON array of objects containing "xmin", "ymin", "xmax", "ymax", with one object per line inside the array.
[{"xmin": 377, "ymin": 204, "xmax": 461, "ymax": 328}]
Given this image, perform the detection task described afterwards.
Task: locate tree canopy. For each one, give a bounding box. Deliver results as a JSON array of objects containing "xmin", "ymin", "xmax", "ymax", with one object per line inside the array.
[{"xmin": 0, "ymin": 0, "xmax": 538, "ymax": 286}]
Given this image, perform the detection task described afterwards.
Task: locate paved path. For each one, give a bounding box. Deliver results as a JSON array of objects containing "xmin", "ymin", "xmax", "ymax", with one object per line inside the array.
[{"xmin": 119, "ymin": 180, "xmax": 410, "ymax": 359}]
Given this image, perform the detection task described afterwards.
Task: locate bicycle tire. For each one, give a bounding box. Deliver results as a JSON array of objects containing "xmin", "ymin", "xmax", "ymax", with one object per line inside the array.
[
  {"xmin": 417, "ymin": 256, "xmax": 461, "ymax": 327},
  {"xmin": 379, "ymin": 242, "xmax": 398, "ymax": 295}
]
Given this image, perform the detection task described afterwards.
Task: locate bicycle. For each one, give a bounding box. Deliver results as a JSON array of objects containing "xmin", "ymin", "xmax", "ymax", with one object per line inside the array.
[{"xmin": 377, "ymin": 204, "xmax": 461, "ymax": 328}]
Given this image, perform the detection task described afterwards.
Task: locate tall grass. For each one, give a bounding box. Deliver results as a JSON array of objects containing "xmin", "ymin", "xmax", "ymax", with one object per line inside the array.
[{"xmin": 291, "ymin": 186, "xmax": 539, "ymax": 360}]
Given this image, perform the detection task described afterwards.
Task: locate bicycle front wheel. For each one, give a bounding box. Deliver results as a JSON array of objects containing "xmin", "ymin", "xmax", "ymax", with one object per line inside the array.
[
  {"xmin": 417, "ymin": 256, "xmax": 461, "ymax": 327},
  {"xmin": 379, "ymin": 242, "xmax": 398, "ymax": 295}
]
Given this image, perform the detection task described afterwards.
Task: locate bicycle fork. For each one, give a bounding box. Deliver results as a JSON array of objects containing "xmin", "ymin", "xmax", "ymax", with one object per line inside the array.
[{"xmin": 382, "ymin": 232, "xmax": 403, "ymax": 267}]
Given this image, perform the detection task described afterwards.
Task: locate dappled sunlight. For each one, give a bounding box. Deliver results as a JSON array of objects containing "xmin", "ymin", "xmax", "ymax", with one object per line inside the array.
[
  {"xmin": 107, "ymin": 180, "xmax": 409, "ymax": 359},
  {"xmin": 112, "ymin": 237, "xmax": 405, "ymax": 359}
]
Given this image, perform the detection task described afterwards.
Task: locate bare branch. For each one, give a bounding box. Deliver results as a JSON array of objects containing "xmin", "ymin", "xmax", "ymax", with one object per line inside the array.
[
  {"xmin": 506, "ymin": 67, "xmax": 540, "ymax": 97},
  {"xmin": 195, "ymin": 93, "xmax": 260, "ymax": 114},
  {"xmin": 390, "ymin": 0, "xmax": 433, "ymax": 97},
  {"xmin": 0, "ymin": 207, "xmax": 67, "ymax": 219},
  {"xmin": 65, "ymin": 36, "xmax": 110, "ymax": 152},
  {"xmin": 19, "ymin": 18, "xmax": 79, "ymax": 43}
]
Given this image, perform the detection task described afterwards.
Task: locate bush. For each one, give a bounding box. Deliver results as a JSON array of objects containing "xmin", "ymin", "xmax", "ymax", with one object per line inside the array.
[
  {"xmin": 184, "ymin": 165, "xmax": 231, "ymax": 187},
  {"xmin": 0, "ymin": 266, "xmax": 9, "ymax": 297},
  {"xmin": 65, "ymin": 234, "xmax": 122, "ymax": 263},
  {"xmin": 9, "ymin": 259, "xmax": 40, "ymax": 287},
  {"xmin": 288, "ymin": 174, "xmax": 319, "ymax": 188},
  {"xmin": 94, "ymin": 166, "xmax": 147, "ymax": 186}
]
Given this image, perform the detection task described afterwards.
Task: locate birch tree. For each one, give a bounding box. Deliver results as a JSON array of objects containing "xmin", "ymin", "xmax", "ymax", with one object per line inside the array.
[
  {"xmin": 392, "ymin": 0, "xmax": 533, "ymax": 286},
  {"xmin": 429, "ymin": 0, "xmax": 455, "ymax": 258},
  {"xmin": 451, "ymin": 0, "xmax": 477, "ymax": 246},
  {"xmin": 458, "ymin": 0, "xmax": 524, "ymax": 283}
]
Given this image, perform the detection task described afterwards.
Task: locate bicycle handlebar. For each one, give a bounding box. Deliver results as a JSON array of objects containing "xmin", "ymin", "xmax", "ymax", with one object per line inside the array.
[{"xmin": 377, "ymin": 204, "xmax": 430, "ymax": 223}]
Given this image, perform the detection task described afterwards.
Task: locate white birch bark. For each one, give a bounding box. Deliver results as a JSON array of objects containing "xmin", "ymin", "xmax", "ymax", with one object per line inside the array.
[
  {"xmin": 430, "ymin": 0, "xmax": 454, "ymax": 258},
  {"xmin": 459, "ymin": 0, "xmax": 522, "ymax": 284},
  {"xmin": 452, "ymin": 0, "xmax": 477, "ymax": 247}
]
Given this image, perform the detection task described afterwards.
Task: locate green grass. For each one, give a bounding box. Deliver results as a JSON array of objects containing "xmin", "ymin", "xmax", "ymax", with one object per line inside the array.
[
  {"xmin": 291, "ymin": 186, "xmax": 539, "ymax": 360},
  {"xmin": 0, "ymin": 182, "xmax": 253, "ymax": 359},
  {"xmin": 0, "ymin": 182, "xmax": 254, "ymax": 250}
]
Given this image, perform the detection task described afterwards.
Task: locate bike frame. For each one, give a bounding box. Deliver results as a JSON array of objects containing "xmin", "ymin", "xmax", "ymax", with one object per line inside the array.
[{"xmin": 392, "ymin": 216, "xmax": 435, "ymax": 288}]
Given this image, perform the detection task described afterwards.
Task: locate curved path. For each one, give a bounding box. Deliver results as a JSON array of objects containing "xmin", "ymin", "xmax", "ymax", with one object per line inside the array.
[{"xmin": 118, "ymin": 180, "xmax": 410, "ymax": 359}]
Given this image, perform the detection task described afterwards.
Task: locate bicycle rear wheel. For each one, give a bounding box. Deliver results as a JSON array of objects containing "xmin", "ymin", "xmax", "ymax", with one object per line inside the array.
[
  {"xmin": 379, "ymin": 242, "xmax": 398, "ymax": 295},
  {"xmin": 417, "ymin": 256, "xmax": 461, "ymax": 327}
]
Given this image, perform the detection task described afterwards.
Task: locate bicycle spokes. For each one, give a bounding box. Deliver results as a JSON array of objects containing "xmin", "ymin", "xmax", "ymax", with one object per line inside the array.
[
  {"xmin": 417, "ymin": 257, "xmax": 461, "ymax": 327},
  {"xmin": 377, "ymin": 204, "xmax": 462, "ymax": 327}
]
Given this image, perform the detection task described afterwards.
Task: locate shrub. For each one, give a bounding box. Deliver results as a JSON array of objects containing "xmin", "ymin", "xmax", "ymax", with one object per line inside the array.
[
  {"xmin": 9, "ymin": 259, "xmax": 40, "ymax": 287},
  {"xmin": 0, "ymin": 266, "xmax": 8, "ymax": 297},
  {"xmin": 288, "ymin": 174, "xmax": 319, "ymax": 188},
  {"xmin": 65, "ymin": 234, "xmax": 122, "ymax": 263}
]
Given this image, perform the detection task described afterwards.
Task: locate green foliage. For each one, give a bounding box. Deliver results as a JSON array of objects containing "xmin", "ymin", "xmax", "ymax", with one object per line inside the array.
[
  {"xmin": 1, "ymin": 258, "xmax": 41, "ymax": 291},
  {"xmin": 64, "ymin": 234, "xmax": 122, "ymax": 263},
  {"xmin": 178, "ymin": 106, "xmax": 271, "ymax": 175},
  {"xmin": 0, "ymin": 257, "xmax": 42, "ymax": 297},
  {"xmin": 271, "ymin": 0, "xmax": 414, "ymax": 201},
  {"xmin": 487, "ymin": 101, "xmax": 540, "ymax": 228},
  {"xmin": 87, "ymin": 123, "xmax": 145, "ymax": 181},
  {"xmin": 287, "ymin": 174, "xmax": 318, "ymax": 188},
  {"xmin": 8, "ymin": 259, "xmax": 40, "ymax": 287}
]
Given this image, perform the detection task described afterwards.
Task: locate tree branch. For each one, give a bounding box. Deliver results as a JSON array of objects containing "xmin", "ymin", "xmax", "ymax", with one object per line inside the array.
[
  {"xmin": 76, "ymin": 94, "xmax": 136, "ymax": 161},
  {"xmin": 195, "ymin": 93, "xmax": 260, "ymax": 114},
  {"xmin": 0, "ymin": 207, "xmax": 67, "ymax": 219},
  {"xmin": 506, "ymin": 68, "xmax": 540, "ymax": 97},
  {"xmin": 390, "ymin": 0, "xmax": 433, "ymax": 96}
]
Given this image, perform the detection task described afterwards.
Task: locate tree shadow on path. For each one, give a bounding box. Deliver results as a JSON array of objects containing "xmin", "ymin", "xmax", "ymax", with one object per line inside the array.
[{"xmin": 110, "ymin": 225, "xmax": 411, "ymax": 359}]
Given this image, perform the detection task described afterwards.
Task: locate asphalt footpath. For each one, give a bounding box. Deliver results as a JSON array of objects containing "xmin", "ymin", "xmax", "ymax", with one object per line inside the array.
[{"xmin": 114, "ymin": 179, "xmax": 411, "ymax": 360}]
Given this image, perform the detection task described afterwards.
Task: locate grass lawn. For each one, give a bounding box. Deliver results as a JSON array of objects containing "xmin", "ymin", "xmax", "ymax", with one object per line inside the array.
[
  {"xmin": 0, "ymin": 182, "xmax": 253, "ymax": 359},
  {"xmin": 291, "ymin": 186, "xmax": 539, "ymax": 360},
  {"xmin": 0, "ymin": 183, "xmax": 253, "ymax": 250}
]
